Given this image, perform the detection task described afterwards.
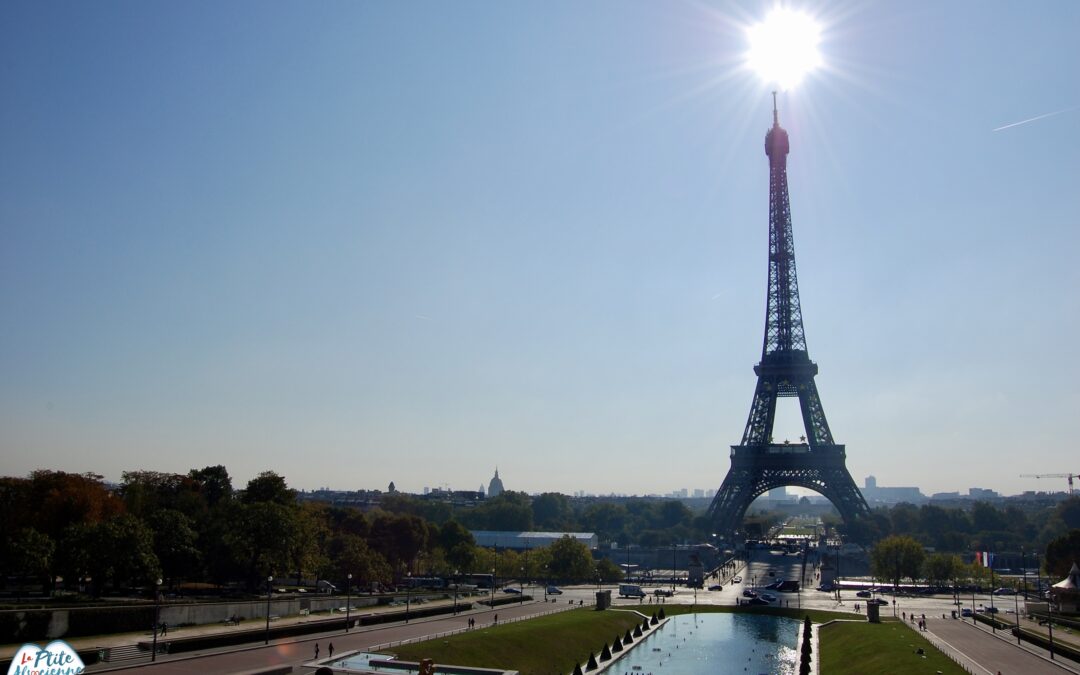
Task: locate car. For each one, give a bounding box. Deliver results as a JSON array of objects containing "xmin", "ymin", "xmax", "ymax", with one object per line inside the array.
[
  {"xmin": 868, "ymin": 598, "xmax": 889, "ymax": 606},
  {"xmin": 816, "ymin": 583, "xmax": 834, "ymax": 592},
  {"xmin": 708, "ymin": 584, "xmax": 723, "ymax": 591},
  {"xmin": 503, "ymin": 587, "xmax": 521, "ymax": 594},
  {"xmin": 742, "ymin": 589, "xmax": 758, "ymax": 598},
  {"xmin": 768, "ymin": 571, "xmax": 776, "ymax": 577},
  {"xmin": 961, "ymin": 608, "xmax": 974, "ymax": 617},
  {"xmin": 760, "ymin": 593, "xmax": 777, "ymax": 602},
  {"xmin": 856, "ymin": 590, "xmax": 872, "ymax": 598},
  {"xmin": 993, "ymin": 588, "xmax": 1016, "ymax": 596},
  {"xmin": 747, "ymin": 597, "xmax": 771, "ymax": 605},
  {"xmin": 546, "ymin": 586, "xmax": 563, "ymax": 595},
  {"xmin": 985, "ymin": 606, "xmax": 999, "ymax": 614},
  {"xmin": 732, "ymin": 576, "xmax": 742, "ymax": 583}
]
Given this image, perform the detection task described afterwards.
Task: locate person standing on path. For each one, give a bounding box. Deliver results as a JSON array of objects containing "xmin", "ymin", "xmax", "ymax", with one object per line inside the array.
[
  {"xmin": 328, "ymin": 642, "xmax": 334, "ymax": 658},
  {"xmin": 314, "ymin": 643, "xmax": 319, "ymax": 660}
]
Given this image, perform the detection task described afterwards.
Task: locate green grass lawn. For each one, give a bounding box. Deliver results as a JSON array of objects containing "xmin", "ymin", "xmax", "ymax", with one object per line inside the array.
[
  {"xmin": 390, "ymin": 607, "xmax": 644, "ymax": 675},
  {"xmin": 819, "ymin": 619, "xmax": 969, "ymax": 675}
]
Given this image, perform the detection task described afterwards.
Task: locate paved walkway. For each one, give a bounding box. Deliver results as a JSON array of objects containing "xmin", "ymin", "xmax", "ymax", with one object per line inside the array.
[
  {"xmin": 0, "ymin": 595, "xmax": 487, "ymax": 659},
  {"xmin": 923, "ymin": 616, "xmax": 1080, "ymax": 675},
  {"xmin": 91, "ymin": 598, "xmax": 578, "ymax": 674}
]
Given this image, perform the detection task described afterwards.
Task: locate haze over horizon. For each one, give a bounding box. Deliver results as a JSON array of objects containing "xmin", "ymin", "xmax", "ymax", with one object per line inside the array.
[{"xmin": 2, "ymin": 1, "xmax": 1078, "ymax": 499}]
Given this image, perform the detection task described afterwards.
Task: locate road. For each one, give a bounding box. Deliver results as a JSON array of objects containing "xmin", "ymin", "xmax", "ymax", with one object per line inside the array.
[{"xmin": 106, "ymin": 595, "xmax": 581, "ymax": 674}]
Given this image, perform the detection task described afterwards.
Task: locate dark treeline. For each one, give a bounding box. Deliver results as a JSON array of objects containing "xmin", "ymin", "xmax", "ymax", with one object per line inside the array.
[
  {"xmin": 0, "ymin": 468, "xmax": 624, "ymax": 598},
  {"xmin": 3, "ymin": 467, "xmax": 1078, "ymax": 598}
]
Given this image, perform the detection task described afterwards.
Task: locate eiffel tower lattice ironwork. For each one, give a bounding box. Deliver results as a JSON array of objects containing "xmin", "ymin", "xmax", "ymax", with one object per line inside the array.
[{"xmin": 707, "ymin": 96, "xmax": 870, "ymax": 538}]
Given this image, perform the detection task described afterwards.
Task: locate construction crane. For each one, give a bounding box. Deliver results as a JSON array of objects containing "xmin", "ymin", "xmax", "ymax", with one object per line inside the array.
[{"xmin": 1020, "ymin": 473, "xmax": 1077, "ymax": 495}]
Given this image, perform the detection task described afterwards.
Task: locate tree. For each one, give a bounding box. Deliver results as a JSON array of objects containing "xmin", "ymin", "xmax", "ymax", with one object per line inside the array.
[
  {"xmin": 923, "ymin": 552, "xmax": 962, "ymax": 589},
  {"xmin": 1057, "ymin": 497, "xmax": 1080, "ymax": 530},
  {"xmin": 435, "ymin": 521, "xmax": 477, "ymax": 571},
  {"xmin": 148, "ymin": 510, "xmax": 201, "ymax": 583},
  {"xmin": 369, "ymin": 512, "xmax": 429, "ymax": 572},
  {"xmin": 596, "ymin": 558, "xmax": 624, "ymax": 583},
  {"xmin": 188, "ymin": 465, "xmax": 233, "ymax": 507},
  {"xmin": 288, "ymin": 503, "xmax": 331, "ymax": 586},
  {"xmin": 58, "ymin": 515, "xmax": 161, "ymax": 596},
  {"xmin": 330, "ymin": 534, "xmax": 393, "ymax": 588},
  {"xmin": 1045, "ymin": 529, "xmax": 1080, "ymax": 579},
  {"xmin": 547, "ymin": 536, "xmax": 594, "ymax": 582},
  {"xmin": 221, "ymin": 501, "xmax": 298, "ymax": 586},
  {"xmin": 870, "ymin": 535, "xmax": 926, "ymax": 590},
  {"xmin": 3, "ymin": 527, "xmax": 55, "ymax": 588},
  {"xmin": 27, "ymin": 471, "xmax": 124, "ymax": 541},
  {"xmin": 971, "ymin": 501, "xmax": 1007, "ymax": 533},
  {"xmin": 242, "ymin": 471, "xmax": 295, "ymax": 505},
  {"xmin": 532, "ymin": 493, "xmax": 573, "ymax": 530}
]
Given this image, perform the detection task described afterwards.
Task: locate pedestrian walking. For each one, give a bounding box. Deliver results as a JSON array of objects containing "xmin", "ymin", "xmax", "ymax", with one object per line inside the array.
[
  {"xmin": 329, "ymin": 642, "xmax": 334, "ymax": 657},
  {"xmin": 314, "ymin": 643, "xmax": 320, "ymax": 659}
]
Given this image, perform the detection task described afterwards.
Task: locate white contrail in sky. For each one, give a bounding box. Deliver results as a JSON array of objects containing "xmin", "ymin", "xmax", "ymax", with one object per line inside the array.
[{"xmin": 993, "ymin": 106, "xmax": 1077, "ymax": 132}]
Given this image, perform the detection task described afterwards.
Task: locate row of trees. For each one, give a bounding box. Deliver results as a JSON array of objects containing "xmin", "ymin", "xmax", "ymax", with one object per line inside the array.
[
  {"xmin": 870, "ymin": 531, "xmax": 1080, "ymax": 590},
  {"xmin": 3, "ymin": 466, "xmax": 1077, "ymax": 598},
  {"xmin": 0, "ymin": 468, "xmax": 623, "ymax": 598},
  {"xmin": 843, "ymin": 498, "xmax": 1080, "ymax": 554}
]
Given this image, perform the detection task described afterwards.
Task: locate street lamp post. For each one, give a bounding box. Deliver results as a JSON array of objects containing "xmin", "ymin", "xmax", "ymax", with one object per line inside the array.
[
  {"xmin": 345, "ymin": 573, "xmax": 352, "ymax": 633},
  {"xmin": 520, "ymin": 567, "xmax": 524, "ymax": 604},
  {"xmin": 264, "ymin": 576, "xmax": 273, "ymax": 645},
  {"xmin": 405, "ymin": 572, "xmax": 411, "ymax": 624},
  {"xmin": 490, "ymin": 568, "xmax": 495, "ymax": 607},
  {"xmin": 989, "ymin": 556, "xmax": 996, "ymax": 634},
  {"xmin": 453, "ymin": 570, "xmax": 459, "ymax": 615},
  {"xmin": 1014, "ymin": 583, "xmax": 1021, "ymax": 645},
  {"xmin": 971, "ymin": 585, "xmax": 976, "ymax": 626},
  {"xmin": 1048, "ymin": 589, "xmax": 1056, "ymax": 661},
  {"xmin": 151, "ymin": 578, "xmax": 162, "ymax": 662},
  {"xmin": 671, "ymin": 543, "xmax": 676, "ymax": 593}
]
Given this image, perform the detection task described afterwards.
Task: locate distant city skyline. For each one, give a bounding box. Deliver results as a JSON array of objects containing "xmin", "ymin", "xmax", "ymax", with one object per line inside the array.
[{"xmin": 2, "ymin": 2, "xmax": 1078, "ymax": 498}]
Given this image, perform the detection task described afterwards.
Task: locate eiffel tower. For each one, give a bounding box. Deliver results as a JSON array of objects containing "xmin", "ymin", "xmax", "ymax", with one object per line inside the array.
[{"xmin": 707, "ymin": 95, "xmax": 870, "ymax": 538}]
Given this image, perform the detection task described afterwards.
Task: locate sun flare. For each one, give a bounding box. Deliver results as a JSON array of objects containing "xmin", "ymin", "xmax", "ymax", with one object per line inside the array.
[{"xmin": 746, "ymin": 8, "xmax": 823, "ymax": 90}]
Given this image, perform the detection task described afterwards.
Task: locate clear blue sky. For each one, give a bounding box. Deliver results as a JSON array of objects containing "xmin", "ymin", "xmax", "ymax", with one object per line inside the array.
[{"xmin": 2, "ymin": 1, "xmax": 1078, "ymax": 497}]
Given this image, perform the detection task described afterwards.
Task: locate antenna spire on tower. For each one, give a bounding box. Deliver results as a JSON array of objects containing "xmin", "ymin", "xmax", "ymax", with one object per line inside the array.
[{"xmin": 772, "ymin": 91, "xmax": 779, "ymax": 126}]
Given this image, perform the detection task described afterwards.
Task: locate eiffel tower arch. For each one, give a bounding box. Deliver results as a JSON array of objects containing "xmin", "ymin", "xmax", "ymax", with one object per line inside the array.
[{"xmin": 707, "ymin": 96, "xmax": 870, "ymax": 539}]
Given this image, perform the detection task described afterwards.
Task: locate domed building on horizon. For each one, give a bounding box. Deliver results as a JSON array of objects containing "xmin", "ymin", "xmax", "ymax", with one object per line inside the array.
[{"xmin": 487, "ymin": 467, "xmax": 504, "ymax": 498}]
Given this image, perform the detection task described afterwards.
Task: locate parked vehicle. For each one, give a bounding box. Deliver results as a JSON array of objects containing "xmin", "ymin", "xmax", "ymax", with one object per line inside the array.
[
  {"xmin": 856, "ymin": 590, "xmax": 872, "ymax": 598},
  {"xmin": 503, "ymin": 587, "xmax": 521, "ymax": 594},
  {"xmin": 546, "ymin": 586, "xmax": 563, "ymax": 595},
  {"xmin": 742, "ymin": 589, "xmax": 757, "ymax": 598},
  {"xmin": 619, "ymin": 584, "xmax": 647, "ymax": 598},
  {"xmin": 732, "ymin": 576, "xmax": 742, "ymax": 583},
  {"xmin": 708, "ymin": 584, "xmax": 723, "ymax": 591}
]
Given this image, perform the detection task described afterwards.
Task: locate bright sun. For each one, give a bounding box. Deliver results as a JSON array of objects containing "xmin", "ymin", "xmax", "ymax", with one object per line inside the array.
[{"xmin": 746, "ymin": 8, "xmax": 823, "ymax": 91}]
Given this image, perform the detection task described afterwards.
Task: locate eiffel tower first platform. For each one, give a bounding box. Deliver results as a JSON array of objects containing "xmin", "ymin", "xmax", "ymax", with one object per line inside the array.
[{"xmin": 707, "ymin": 96, "xmax": 870, "ymax": 539}]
